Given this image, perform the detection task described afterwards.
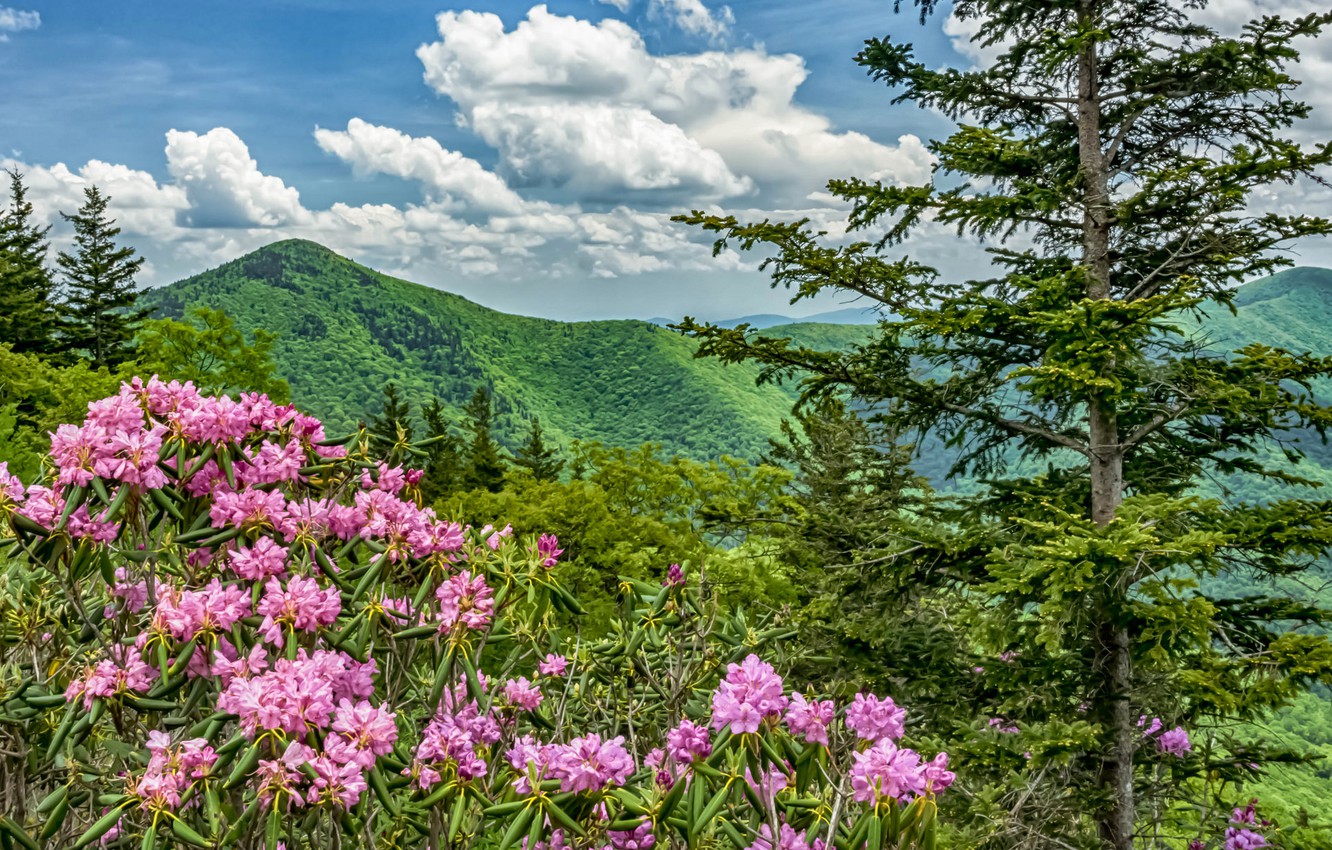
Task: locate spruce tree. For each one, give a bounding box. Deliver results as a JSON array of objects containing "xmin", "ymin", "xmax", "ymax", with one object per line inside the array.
[
  {"xmin": 462, "ymin": 386, "xmax": 506, "ymax": 492},
  {"xmin": 514, "ymin": 416, "xmax": 564, "ymax": 482},
  {"xmin": 56, "ymin": 186, "xmax": 149, "ymax": 369},
  {"xmin": 370, "ymin": 383, "xmax": 413, "ymax": 454},
  {"xmin": 678, "ymin": 4, "xmax": 1332, "ymax": 847},
  {"xmin": 0, "ymin": 170, "xmax": 60, "ymax": 356},
  {"xmin": 419, "ymin": 397, "xmax": 464, "ymax": 503}
]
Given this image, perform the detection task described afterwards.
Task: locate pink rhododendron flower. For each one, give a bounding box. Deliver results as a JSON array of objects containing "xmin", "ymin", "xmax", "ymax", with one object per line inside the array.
[
  {"xmin": 666, "ymin": 719, "xmax": 712, "ymax": 763},
  {"xmin": 538, "ymin": 653, "xmax": 568, "ymax": 677},
  {"xmin": 663, "ymin": 563, "xmax": 685, "ymax": 587},
  {"xmin": 504, "ymin": 677, "xmax": 543, "ymax": 711},
  {"xmin": 846, "ymin": 693, "xmax": 906, "ymax": 743},
  {"xmin": 211, "ymin": 487, "xmax": 290, "ymax": 534},
  {"xmin": 711, "ymin": 654, "xmax": 788, "ymax": 734},
  {"xmin": 746, "ymin": 823, "xmax": 812, "ymax": 850},
  {"xmin": 850, "ymin": 739, "xmax": 927, "ymax": 804},
  {"xmin": 330, "ymin": 699, "xmax": 399, "ymax": 768},
  {"xmin": 1157, "ymin": 727, "xmax": 1191, "ymax": 757},
  {"xmin": 65, "ymin": 645, "xmax": 158, "ymax": 710},
  {"xmin": 153, "ymin": 579, "xmax": 251, "ymax": 642},
  {"xmin": 0, "ymin": 462, "xmax": 25, "ymax": 509},
  {"xmin": 987, "ymin": 717, "xmax": 1020, "ymax": 734},
  {"xmin": 436, "ymin": 570, "xmax": 495, "ymax": 631},
  {"xmin": 256, "ymin": 575, "xmax": 341, "ymax": 645},
  {"xmin": 537, "ymin": 534, "xmax": 563, "ymax": 567},
  {"xmin": 228, "ymin": 536, "xmax": 289, "ymax": 580},
  {"xmin": 608, "ymin": 822, "xmax": 656, "ymax": 850},
  {"xmin": 549, "ymin": 733, "xmax": 634, "ymax": 793},
  {"xmin": 785, "ymin": 692, "xmax": 835, "ymax": 745}
]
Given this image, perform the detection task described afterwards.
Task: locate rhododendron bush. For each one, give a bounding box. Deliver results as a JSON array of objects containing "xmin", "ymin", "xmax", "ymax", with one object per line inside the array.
[{"xmin": 0, "ymin": 380, "xmax": 951, "ymax": 850}]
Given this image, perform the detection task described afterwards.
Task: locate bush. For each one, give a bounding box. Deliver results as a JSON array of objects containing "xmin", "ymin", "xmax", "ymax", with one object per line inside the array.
[{"xmin": 0, "ymin": 378, "xmax": 951, "ymax": 849}]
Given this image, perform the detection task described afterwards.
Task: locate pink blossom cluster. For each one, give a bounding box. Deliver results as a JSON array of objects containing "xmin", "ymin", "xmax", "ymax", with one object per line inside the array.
[
  {"xmin": 1224, "ymin": 802, "xmax": 1268, "ymax": 850},
  {"xmin": 153, "ymin": 579, "xmax": 251, "ymax": 642},
  {"xmin": 256, "ymin": 575, "xmax": 342, "ymax": 646},
  {"xmin": 745, "ymin": 822, "xmax": 818, "ymax": 850},
  {"xmin": 538, "ymin": 653, "xmax": 568, "ymax": 677},
  {"xmin": 217, "ymin": 649, "xmax": 376, "ymax": 739},
  {"xmin": 666, "ymin": 718, "xmax": 712, "ymax": 763},
  {"xmin": 411, "ymin": 684, "xmax": 503, "ymax": 787},
  {"xmin": 785, "ymin": 693, "xmax": 836, "ymax": 745},
  {"xmin": 711, "ymin": 654, "xmax": 789, "ymax": 734},
  {"xmin": 1140, "ymin": 715, "xmax": 1191, "ymax": 756},
  {"xmin": 48, "ymin": 387, "xmax": 167, "ymax": 490},
  {"xmin": 503, "ymin": 677, "xmax": 544, "ymax": 712},
  {"xmin": 227, "ymin": 537, "xmax": 289, "ymax": 581},
  {"xmin": 536, "ymin": 534, "xmax": 563, "ymax": 568},
  {"xmin": 135, "ymin": 731, "xmax": 218, "ymax": 812},
  {"xmin": 846, "ymin": 693, "xmax": 906, "ymax": 743},
  {"xmin": 436, "ymin": 570, "xmax": 495, "ymax": 631},
  {"xmin": 506, "ymin": 732, "xmax": 635, "ymax": 794},
  {"xmin": 65, "ymin": 643, "xmax": 158, "ymax": 710},
  {"xmin": 850, "ymin": 740, "xmax": 954, "ymax": 804},
  {"xmin": 0, "ymin": 461, "xmax": 24, "ymax": 508}
]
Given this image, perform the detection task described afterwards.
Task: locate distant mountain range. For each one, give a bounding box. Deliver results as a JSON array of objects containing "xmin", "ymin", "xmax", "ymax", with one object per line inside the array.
[
  {"xmin": 140, "ymin": 240, "xmax": 867, "ymax": 460},
  {"xmin": 141, "ymin": 239, "xmax": 1332, "ymax": 467},
  {"xmin": 648, "ymin": 307, "xmax": 883, "ymax": 329}
]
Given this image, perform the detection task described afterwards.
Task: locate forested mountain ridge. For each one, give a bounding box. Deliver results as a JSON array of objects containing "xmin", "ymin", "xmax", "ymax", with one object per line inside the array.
[
  {"xmin": 142, "ymin": 240, "xmax": 1332, "ymax": 471},
  {"xmin": 140, "ymin": 239, "xmax": 868, "ymax": 460}
]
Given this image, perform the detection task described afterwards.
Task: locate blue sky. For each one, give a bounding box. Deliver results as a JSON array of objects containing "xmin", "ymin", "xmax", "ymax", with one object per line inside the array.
[{"xmin": 3, "ymin": 0, "xmax": 1329, "ymax": 320}]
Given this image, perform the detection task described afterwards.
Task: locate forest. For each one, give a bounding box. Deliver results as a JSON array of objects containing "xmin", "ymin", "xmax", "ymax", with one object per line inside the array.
[{"xmin": 1, "ymin": 2, "xmax": 1332, "ymax": 850}]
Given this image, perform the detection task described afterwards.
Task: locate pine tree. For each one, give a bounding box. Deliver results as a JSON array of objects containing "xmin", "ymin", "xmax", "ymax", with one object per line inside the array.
[
  {"xmin": 678, "ymin": 4, "xmax": 1332, "ymax": 847},
  {"xmin": 56, "ymin": 186, "xmax": 149, "ymax": 369},
  {"xmin": 461, "ymin": 386, "xmax": 506, "ymax": 492},
  {"xmin": 419, "ymin": 397, "xmax": 464, "ymax": 504},
  {"xmin": 514, "ymin": 416, "xmax": 564, "ymax": 482},
  {"xmin": 0, "ymin": 170, "xmax": 60, "ymax": 356},
  {"xmin": 370, "ymin": 383, "xmax": 413, "ymax": 457}
]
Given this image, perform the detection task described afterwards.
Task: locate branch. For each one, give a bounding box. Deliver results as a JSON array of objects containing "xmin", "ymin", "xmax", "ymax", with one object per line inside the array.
[{"xmin": 936, "ymin": 400, "xmax": 1091, "ymax": 457}]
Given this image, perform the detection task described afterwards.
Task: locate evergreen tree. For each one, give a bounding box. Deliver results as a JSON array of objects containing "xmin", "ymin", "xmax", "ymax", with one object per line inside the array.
[
  {"xmin": 56, "ymin": 186, "xmax": 149, "ymax": 369},
  {"xmin": 678, "ymin": 4, "xmax": 1332, "ymax": 847},
  {"xmin": 419, "ymin": 397, "xmax": 464, "ymax": 504},
  {"xmin": 0, "ymin": 170, "xmax": 60, "ymax": 356},
  {"xmin": 370, "ymin": 383, "xmax": 413, "ymax": 456},
  {"xmin": 462, "ymin": 386, "xmax": 506, "ymax": 492},
  {"xmin": 514, "ymin": 416, "xmax": 564, "ymax": 482}
]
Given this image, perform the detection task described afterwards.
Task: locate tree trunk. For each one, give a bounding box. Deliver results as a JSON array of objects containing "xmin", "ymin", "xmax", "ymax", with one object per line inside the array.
[{"xmin": 1076, "ymin": 3, "xmax": 1135, "ymax": 847}]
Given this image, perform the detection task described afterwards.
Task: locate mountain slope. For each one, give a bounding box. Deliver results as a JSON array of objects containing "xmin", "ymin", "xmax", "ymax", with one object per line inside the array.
[{"xmin": 141, "ymin": 239, "xmax": 867, "ymax": 460}]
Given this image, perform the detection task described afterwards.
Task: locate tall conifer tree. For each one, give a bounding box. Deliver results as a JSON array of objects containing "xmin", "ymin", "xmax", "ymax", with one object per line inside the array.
[
  {"xmin": 679, "ymin": 4, "xmax": 1332, "ymax": 847},
  {"xmin": 514, "ymin": 416, "xmax": 564, "ymax": 482},
  {"xmin": 462, "ymin": 386, "xmax": 506, "ymax": 492},
  {"xmin": 0, "ymin": 170, "xmax": 60, "ymax": 356},
  {"xmin": 56, "ymin": 186, "xmax": 149, "ymax": 369}
]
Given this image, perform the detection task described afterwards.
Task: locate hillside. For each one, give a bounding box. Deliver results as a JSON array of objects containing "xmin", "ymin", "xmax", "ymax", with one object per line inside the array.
[{"xmin": 141, "ymin": 239, "xmax": 867, "ymax": 460}]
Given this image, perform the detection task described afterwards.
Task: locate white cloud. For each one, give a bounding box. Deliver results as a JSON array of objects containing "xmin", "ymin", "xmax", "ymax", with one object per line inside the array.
[
  {"xmin": 417, "ymin": 5, "xmax": 932, "ymax": 206},
  {"xmin": 0, "ymin": 6, "xmax": 38, "ymax": 41},
  {"xmin": 647, "ymin": 0, "xmax": 733, "ymax": 42},
  {"xmin": 314, "ymin": 118, "xmax": 537, "ymax": 216},
  {"xmin": 596, "ymin": 0, "xmax": 632, "ymax": 11},
  {"xmin": 165, "ymin": 128, "xmax": 309, "ymax": 227}
]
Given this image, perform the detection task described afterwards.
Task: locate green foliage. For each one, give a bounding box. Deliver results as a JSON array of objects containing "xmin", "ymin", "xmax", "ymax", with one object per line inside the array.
[
  {"xmin": 438, "ymin": 441, "xmax": 798, "ymax": 631},
  {"xmin": 137, "ymin": 238, "xmax": 866, "ymax": 461},
  {"xmin": 0, "ymin": 171, "xmax": 60, "ymax": 357},
  {"xmin": 56, "ymin": 186, "xmax": 149, "ymax": 369},
  {"xmin": 676, "ymin": 3, "xmax": 1332, "ymax": 848},
  {"xmin": 461, "ymin": 386, "xmax": 506, "ymax": 492},
  {"xmin": 0, "ymin": 345, "xmax": 119, "ymax": 480},
  {"xmin": 133, "ymin": 306, "xmax": 290, "ymax": 401},
  {"xmin": 513, "ymin": 416, "xmax": 564, "ymax": 482}
]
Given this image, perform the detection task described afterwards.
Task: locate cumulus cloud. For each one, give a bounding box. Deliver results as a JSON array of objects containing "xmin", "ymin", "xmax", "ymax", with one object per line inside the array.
[
  {"xmin": 165, "ymin": 128, "xmax": 309, "ymax": 228},
  {"xmin": 0, "ymin": 6, "xmax": 39, "ymax": 41},
  {"xmin": 647, "ymin": 0, "xmax": 733, "ymax": 42},
  {"xmin": 417, "ymin": 5, "xmax": 932, "ymax": 206}
]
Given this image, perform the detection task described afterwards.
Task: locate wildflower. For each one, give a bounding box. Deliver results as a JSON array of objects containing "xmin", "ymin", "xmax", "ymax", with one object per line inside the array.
[
  {"xmin": 746, "ymin": 823, "xmax": 812, "ymax": 850},
  {"xmin": 1157, "ymin": 727, "xmax": 1191, "ymax": 757},
  {"xmin": 256, "ymin": 575, "xmax": 341, "ymax": 646},
  {"xmin": 330, "ymin": 699, "xmax": 399, "ymax": 768},
  {"xmin": 537, "ymin": 534, "xmax": 563, "ymax": 567},
  {"xmin": 846, "ymin": 693, "xmax": 906, "ymax": 743},
  {"xmin": 0, "ymin": 462, "xmax": 25, "ymax": 510},
  {"xmin": 538, "ymin": 653, "xmax": 568, "ymax": 677},
  {"xmin": 503, "ymin": 677, "xmax": 544, "ymax": 712},
  {"xmin": 228, "ymin": 536, "xmax": 289, "ymax": 580},
  {"xmin": 663, "ymin": 563, "xmax": 685, "ymax": 587},
  {"xmin": 608, "ymin": 822, "xmax": 656, "ymax": 850},
  {"xmin": 710, "ymin": 654, "xmax": 788, "ymax": 734},
  {"xmin": 436, "ymin": 570, "xmax": 495, "ymax": 632},
  {"xmin": 549, "ymin": 733, "xmax": 634, "ymax": 793},
  {"xmin": 850, "ymin": 739, "xmax": 927, "ymax": 804},
  {"xmin": 785, "ymin": 692, "xmax": 835, "ymax": 745},
  {"xmin": 665, "ymin": 719, "xmax": 712, "ymax": 763}
]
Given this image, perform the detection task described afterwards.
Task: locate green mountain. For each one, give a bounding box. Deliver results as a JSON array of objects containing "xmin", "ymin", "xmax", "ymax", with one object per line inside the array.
[{"xmin": 140, "ymin": 239, "xmax": 867, "ymax": 459}]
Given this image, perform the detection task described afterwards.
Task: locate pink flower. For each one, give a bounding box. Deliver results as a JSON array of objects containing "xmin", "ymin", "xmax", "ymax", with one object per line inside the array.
[
  {"xmin": 210, "ymin": 487, "xmax": 290, "ymax": 535},
  {"xmin": 256, "ymin": 576, "xmax": 341, "ymax": 646},
  {"xmin": 331, "ymin": 699, "xmax": 399, "ymax": 768},
  {"xmin": 64, "ymin": 645, "xmax": 158, "ymax": 710},
  {"xmin": 663, "ymin": 563, "xmax": 685, "ymax": 588},
  {"xmin": 922, "ymin": 752, "xmax": 955, "ymax": 793},
  {"xmin": 436, "ymin": 570, "xmax": 495, "ymax": 632},
  {"xmin": 0, "ymin": 462, "xmax": 25, "ymax": 508},
  {"xmin": 305, "ymin": 747, "xmax": 368, "ymax": 809},
  {"xmin": 537, "ymin": 534, "xmax": 563, "ymax": 567},
  {"xmin": 503, "ymin": 677, "xmax": 544, "ymax": 712},
  {"xmin": 549, "ymin": 733, "xmax": 634, "ymax": 793},
  {"xmin": 665, "ymin": 719, "xmax": 712, "ymax": 763},
  {"xmin": 849, "ymin": 739, "xmax": 927, "ymax": 804},
  {"xmin": 845, "ymin": 693, "xmax": 905, "ymax": 743},
  {"xmin": 361, "ymin": 462, "xmax": 407, "ymax": 494},
  {"xmin": 227, "ymin": 537, "xmax": 289, "ymax": 580},
  {"xmin": 710, "ymin": 654, "xmax": 788, "ymax": 734},
  {"xmin": 1157, "ymin": 727, "xmax": 1191, "ymax": 757},
  {"xmin": 608, "ymin": 822, "xmax": 656, "ymax": 850},
  {"xmin": 746, "ymin": 823, "xmax": 811, "ymax": 850},
  {"xmin": 153, "ymin": 579, "xmax": 251, "ymax": 642},
  {"xmin": 987, "ymin": 717, "xmax": 1020, "ymax": 734},
  {"xmin": 538, "ymin": 653, "xmax": 568, "ymax": 677},
  {"xmin": 785, "ymin": 692, "xmax": 835, "ymax": 746}
]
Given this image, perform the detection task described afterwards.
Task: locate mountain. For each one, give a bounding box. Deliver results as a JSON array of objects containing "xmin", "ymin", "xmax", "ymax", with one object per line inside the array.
[
  {"xmin": 140, "ymin": 239, "xmax": 868, "ymax": 460},
  {"xmin": 648, "ymin": 306, "xmax": 883, "ymax": 329}
]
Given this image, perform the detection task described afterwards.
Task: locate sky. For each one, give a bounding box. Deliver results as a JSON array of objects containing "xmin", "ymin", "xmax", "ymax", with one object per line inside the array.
[{"xmin": 3, "ymin": 0, "xmax": 1331, "ymax": 322}]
